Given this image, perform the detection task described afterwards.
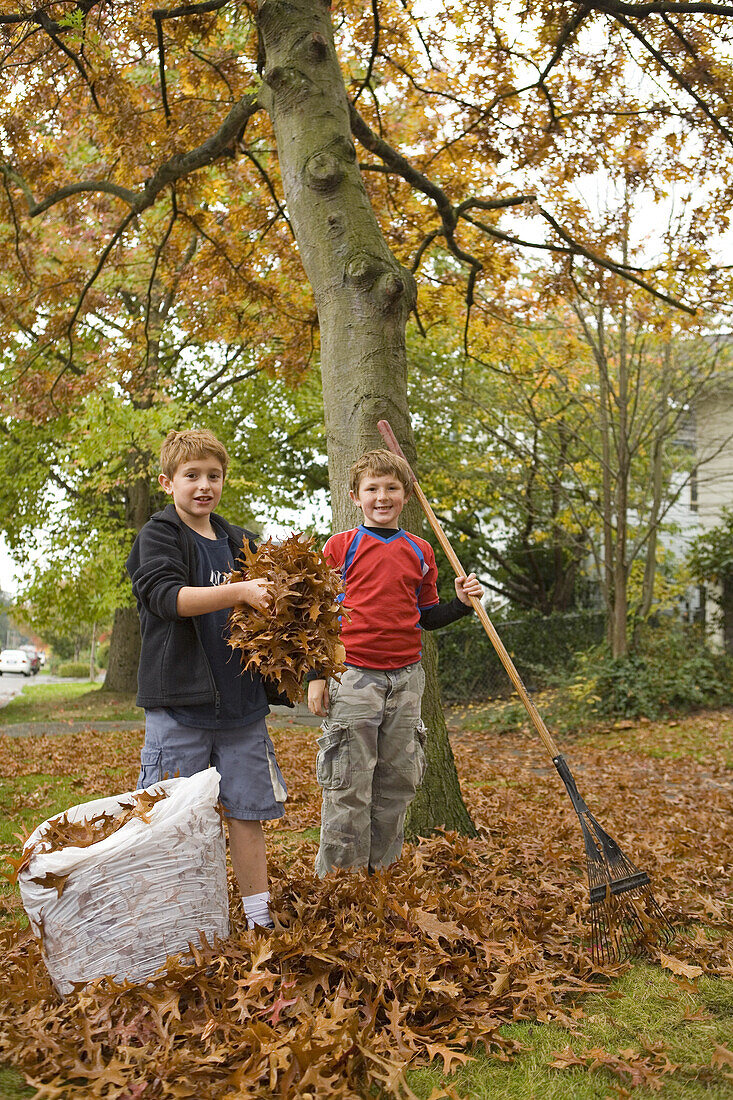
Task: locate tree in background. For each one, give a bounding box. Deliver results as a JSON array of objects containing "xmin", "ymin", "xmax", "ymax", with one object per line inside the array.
[
  {"xmin": 408, "ymin": 288, "xmax": 731, "ymax": 652},
  {"xmin": 2, "ymin": 1, "xmax": 733, "ymax": 832},
  {"xmin": 408, "ymin": 324, "xmax": 594, "ymax": 615}
]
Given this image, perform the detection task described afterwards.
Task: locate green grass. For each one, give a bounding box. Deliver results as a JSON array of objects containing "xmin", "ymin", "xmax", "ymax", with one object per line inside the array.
[
  {"xmin": 0, "ymin": 774, "xmax": 94, "ymax": 926},
  {"xmin": 0, "ymin": 683, "xmax": 139, "ymax": 726},
  {"xmin": 446, "ymin": 692, "xmax": 587, "ymax": 737},
  {"xmin": 449, "ymin": 699, "xmax": 733, "ymax": 768},
  {"xmin": 0, "ymin": 1066, "xmax": 35, "ymax": 1099},
  {"xmin": 407, "ymin": 964, "xmax": 733, "ymax": 1099},
  {"xmin": 271, "ymin": 825, "xmax": 321, "ymax": 854},
  {"xmin": 0, "ymin": 773, "xmax": 105, "ymax": 844}
]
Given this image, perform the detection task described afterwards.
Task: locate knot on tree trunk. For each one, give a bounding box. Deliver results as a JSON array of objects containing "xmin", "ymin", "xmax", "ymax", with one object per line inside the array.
[
  {"xmin": 379, "ymin": 271, "xmax": 406, "ymax": 312},
  {"xmin": 344, "ymin": 252, "xmax": 387, "ymax": 290},
  {"xmin": 306, "ymin": 32, "xmax": 328, "ymax": 61},
  {"xmin": 327, "ymin": 212, "xmax": 346, "ymax": 237},
  {"xmin": 306, "ymin": 151, "xmax": 345, "ymax": 193},
  {"xmin": 263, "ymin": 65, "xmax": 309, "ymax": 109},
  {"xmin": 305, "ymin": 135, "xmax": 355, "ymax": 193}
]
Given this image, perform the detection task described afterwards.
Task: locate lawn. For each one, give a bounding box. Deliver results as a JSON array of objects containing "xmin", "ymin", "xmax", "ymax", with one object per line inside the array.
[
  {"xmin": 0, "ymin": 692, "xmax": 731, "ymax": 1098},
  {"xmin": 0, "ymin": 682, "xmax": 140, "ymax": 727}
]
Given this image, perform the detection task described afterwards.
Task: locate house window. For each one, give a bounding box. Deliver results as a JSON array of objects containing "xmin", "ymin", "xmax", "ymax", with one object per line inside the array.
[{"xmin": 690, "ymin": 468, "xmax": 698, "ymax": 513}]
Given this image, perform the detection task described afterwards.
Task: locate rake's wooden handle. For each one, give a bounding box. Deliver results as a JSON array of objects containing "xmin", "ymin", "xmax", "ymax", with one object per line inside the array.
[{"xmin": 377, "ymin": 419, "xmax": 561, "ymax": 761}]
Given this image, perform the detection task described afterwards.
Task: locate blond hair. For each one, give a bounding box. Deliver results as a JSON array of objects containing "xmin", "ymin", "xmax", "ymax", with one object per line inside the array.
[
  {"xmin": 160, "ymin": 429, "xmax": 230, "ymax": 479},
  {"xmin": 349, "ymin": 449, "xmax": 414, "ymax": 494}
]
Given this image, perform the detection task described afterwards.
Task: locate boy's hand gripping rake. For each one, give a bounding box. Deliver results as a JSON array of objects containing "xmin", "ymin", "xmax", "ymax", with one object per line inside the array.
[{"xmin": 377, "ymin": 419, "xmax": 673, "ymax": 965}]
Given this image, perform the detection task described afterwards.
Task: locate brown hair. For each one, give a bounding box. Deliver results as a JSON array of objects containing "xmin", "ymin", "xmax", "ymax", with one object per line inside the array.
[
  {"xmin": 349, "ymin": 449, "xmax": 413, "ymax": 494},
  {"xmin": 160, "ymin": 429, "xmax": 230, "ymax": 479}
]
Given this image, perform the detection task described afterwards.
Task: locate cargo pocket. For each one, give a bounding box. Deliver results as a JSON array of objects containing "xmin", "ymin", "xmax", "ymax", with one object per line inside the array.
[
  {"xmin": 138, "ymin": 748, "xmax": 163, "ymax": 789},
  {"xmin": 264, "ymin": 734, "xmax": 288, "ymax": 803},
  {"xmin": 414, "ymin": 720, "xmax": 428, "ymax": 787},
  {"xmin": 316, "ymin": 721, "xmax": 350, "ymax": 790}
]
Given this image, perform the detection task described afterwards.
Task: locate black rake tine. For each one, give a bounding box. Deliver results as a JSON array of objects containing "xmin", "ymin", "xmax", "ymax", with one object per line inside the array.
[{"xmin": 552, "ymin": 754, "xmax": 673, "ymax": 964}]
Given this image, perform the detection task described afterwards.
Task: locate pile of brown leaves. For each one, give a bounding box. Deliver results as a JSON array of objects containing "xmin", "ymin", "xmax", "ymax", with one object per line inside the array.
[
  {"xmin": 227, "ymin": 533, "xmax": 346, "ymax": 703},
  {"xmin": 0, "ymin": 714, "xmax": 731, "ymax": 1098}
]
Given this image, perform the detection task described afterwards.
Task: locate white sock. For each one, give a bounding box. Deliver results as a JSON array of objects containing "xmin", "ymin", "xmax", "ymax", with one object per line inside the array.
[{"xmin": 242, "ymin": 890, "xmax": 271, "ymax": 929}]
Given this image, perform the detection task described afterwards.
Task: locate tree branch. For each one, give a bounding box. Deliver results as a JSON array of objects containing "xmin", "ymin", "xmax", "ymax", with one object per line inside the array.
[
  {"xmin": 351, "ymin": 0, "xmax": 380, "ymax": 105},
  {"xmin": 154, "ymin": 13, "xmax": 171, "ymax": 123},
  {"xmin": 613, "ymin": 12, "xmax": 733, "ymax": 145},
  {"xmin": 0, "ymin": 1, "xmax": 103, "ymax": 33},
  {"xmin": 13, "ymin": 178, "xmax": 139, "ymax": 217},
  {"xmin": 543, "ymin": 4, "xmax": 593, "ymax": 81},
  {"xmin": 4, "ymin": 94, "xmax": 261, "ymax": 220},
  {"xmin": 151, "ymin": 0, "xmax": 229, "ymax": 16},
  {"xmin": 584, "ymin": 2, "xmax": 733, "ymax": 14},
  {"xmin": 537, "ymin": 207, "xmax": 697, "ymax": 313}
]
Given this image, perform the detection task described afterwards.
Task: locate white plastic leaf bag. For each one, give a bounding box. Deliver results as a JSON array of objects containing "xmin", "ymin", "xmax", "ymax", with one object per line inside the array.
[{"xmin": 18, "ymin": 768, "xmax": 229, "ymax": 995}]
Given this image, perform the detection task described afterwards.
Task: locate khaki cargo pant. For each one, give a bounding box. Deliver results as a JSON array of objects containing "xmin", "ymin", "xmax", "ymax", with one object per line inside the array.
[{"xmin": 314, "ymin": 662, "xmax": 428, "ymax": 877}]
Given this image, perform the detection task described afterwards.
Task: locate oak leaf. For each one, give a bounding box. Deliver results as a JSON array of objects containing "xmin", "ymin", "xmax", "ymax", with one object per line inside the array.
[
  {"xmin": 711, "ymin": 1044, "xmax": 733, "ymax": 1069},
  {"xmin": 658, "ymin": 953, "xmax": 704, "ymax": 981}
]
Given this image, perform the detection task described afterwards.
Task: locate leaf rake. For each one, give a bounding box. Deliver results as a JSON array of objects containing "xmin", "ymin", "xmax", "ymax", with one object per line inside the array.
[{"xmin": 377, "ymin": 419, "xmax": 674, "ymax": 965}]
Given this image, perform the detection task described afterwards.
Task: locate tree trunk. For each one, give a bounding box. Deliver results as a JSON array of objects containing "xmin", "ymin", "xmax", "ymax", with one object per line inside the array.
[
  {"xmin": 257, "ymin": 0, "xmax": 475, "ymax": 835},
  {"xmin": 406, "ymin": 633, "xmax": 477, "ymax": 837},
  {"xmin": 102, "ymin": 477, "xmax": 150, "ymax": 694},
  {"xmin": 595, "ymin": 315, "xmax": 616, "ymax": 649},
  {"xmin": 722, "ymin": 577, "xmax": 733, "ymax": 654},
  {"xmin": 103, "ymin": 606, "xmax": 142, "ymax": 694},
  {"xmin": 89, "ymin": 621, "xmax": 97, "ymax": 682},
  {"xmin": 635, "ymin": 342, "xmax": 671, "ymax": 644},
  {"xmin": 612, "ymin": 287, "xmax": 630, "ymax": 658}
]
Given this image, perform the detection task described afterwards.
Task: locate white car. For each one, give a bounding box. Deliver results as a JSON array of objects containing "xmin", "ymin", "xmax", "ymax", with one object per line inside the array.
[{"xmin": 0, "ymin": 649, "xmax": 34, "ymax": 677}]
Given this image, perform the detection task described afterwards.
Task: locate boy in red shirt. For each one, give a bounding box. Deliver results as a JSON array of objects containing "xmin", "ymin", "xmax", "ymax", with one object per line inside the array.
[{"xmin": 307, "ymin": 449, "xmax": 483, "ymax": 876}]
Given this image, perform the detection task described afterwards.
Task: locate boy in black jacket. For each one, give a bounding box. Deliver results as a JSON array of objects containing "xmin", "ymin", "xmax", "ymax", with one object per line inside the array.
[{"xmin": 126, "ymin": 429, "xmax": 285, "ymax": 930}]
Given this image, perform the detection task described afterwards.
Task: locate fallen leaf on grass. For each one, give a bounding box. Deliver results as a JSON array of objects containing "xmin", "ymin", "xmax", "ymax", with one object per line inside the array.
[
  {"xmin": 549, "ymin": 1044, "xmax": 588, "ymax": 1069},
  {"xmin": 711, "ymin": 1043, "xmax": 733, "ymax": 1069},
  {"xmin": 421, "ymin": 1041, "xmax": 474, "ymax": 1074},
  {"xmin": 659, "ymin": 953, "xmax": 704, "ymax": 980}
]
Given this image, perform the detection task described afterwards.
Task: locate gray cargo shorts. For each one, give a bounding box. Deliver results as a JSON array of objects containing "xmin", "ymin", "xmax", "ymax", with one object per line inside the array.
[
  {"xmin": 139, "ymin": 709, "xmax": 287, "ymax": 821},
  {"xmin": 314, "ymin": 662, "xmax": 427, "ymax": 876}
]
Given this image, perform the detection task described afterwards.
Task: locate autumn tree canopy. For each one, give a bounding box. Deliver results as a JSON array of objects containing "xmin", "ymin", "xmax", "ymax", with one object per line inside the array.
[
  {"xmin": 2, "ymin": 0, "xmax": 733, "ymax": 827},
  {"xmin": 2, "ymin": 1, "xmax": 732, "ymax": 546}
]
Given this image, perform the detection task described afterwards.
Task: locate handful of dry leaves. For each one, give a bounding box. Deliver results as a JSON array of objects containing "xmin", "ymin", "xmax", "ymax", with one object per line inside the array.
[{"xmin": 227, "ymin": 532, "xmax": 346, "ymax": 704}]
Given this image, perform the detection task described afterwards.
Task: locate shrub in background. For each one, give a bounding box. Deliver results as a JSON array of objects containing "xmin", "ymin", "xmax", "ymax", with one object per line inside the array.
[
  {"xmin": 569, "ymin": 622, "xmax": 733, "ymax": 720},
  {"xmin": 436, "ymin": 610, "xmax": 607, "ymax": 702},
  {"xmin": 95, "ymin": 642, "xmax": 110, "ymax": 670},
  {"xmin": 55, "ymin": 661, "xmax": 93, "ymax": 679}
]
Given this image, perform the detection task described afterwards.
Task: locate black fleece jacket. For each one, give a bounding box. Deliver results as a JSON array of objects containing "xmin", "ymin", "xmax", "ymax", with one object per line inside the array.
[{"xmin": 126, "ymin": 503, "xmax": 257, "ymax": 711}]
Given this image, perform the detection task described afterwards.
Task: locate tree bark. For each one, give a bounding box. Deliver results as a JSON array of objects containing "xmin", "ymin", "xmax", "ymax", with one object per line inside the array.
[
  {"xmin": 612, "ymin": 281, "xmax": 630, "ymax": 658},
  {"xmin": 257, "ymin": 0, "xmax": 474, "ymax": 835},
  {"xmin": 103, "ymin": 606, "xmax": 142, "ymax": 693},
  {"xmin": 406, "ymin": 633, "xmax": 478, "ymax": 837},
  {"xmin": 102, "ymin": 476, "xmax": 150, "ymax": 694},
  {"xmin": 722, "ymin": 577, "xmax": 733, "ymax": 654},
  {"xmin": 635, "ymin": 342, "xmax": 671, "ymax": 642}
]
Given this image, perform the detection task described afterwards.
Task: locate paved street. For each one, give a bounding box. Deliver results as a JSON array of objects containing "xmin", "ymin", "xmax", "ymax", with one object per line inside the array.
[{"xmin": 0, "ymin": 671, "xmax": 76, "ymax": 707}]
